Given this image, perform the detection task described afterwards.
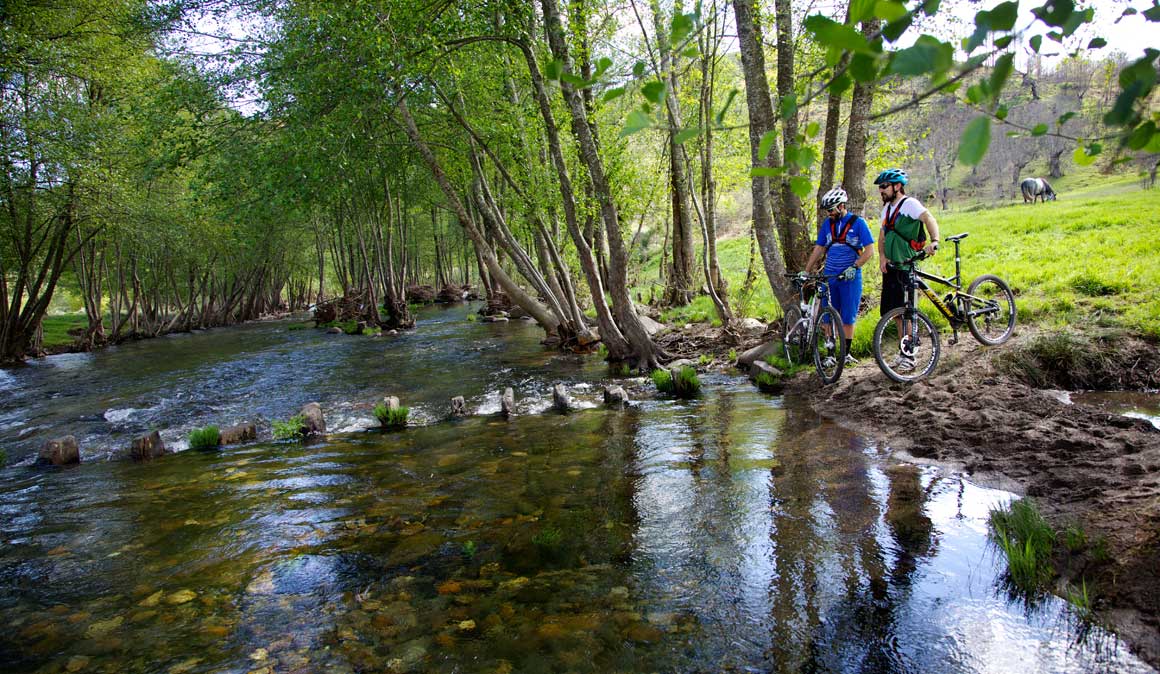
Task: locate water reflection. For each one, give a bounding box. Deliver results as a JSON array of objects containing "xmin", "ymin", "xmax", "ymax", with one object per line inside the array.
[{"xmin": 0, "ymin": 316, "xmax": 1154, "ymax": 672}]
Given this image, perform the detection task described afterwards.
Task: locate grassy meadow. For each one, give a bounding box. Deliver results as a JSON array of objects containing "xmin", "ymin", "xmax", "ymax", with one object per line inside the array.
[{"xmin": 641, "ymin": 183, "xmax": 1160, "ymax": 357}]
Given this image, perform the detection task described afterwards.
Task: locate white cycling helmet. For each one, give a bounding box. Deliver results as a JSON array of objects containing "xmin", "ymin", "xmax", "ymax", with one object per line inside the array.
[{"xmin": 820, "ymin": 186, "xmax": 848, "ymax": 210}]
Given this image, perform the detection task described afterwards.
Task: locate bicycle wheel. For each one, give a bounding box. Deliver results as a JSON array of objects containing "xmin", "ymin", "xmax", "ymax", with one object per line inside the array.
[
  {"xmin": 811, "ymin": 306, "xmax": 846, "ymax": 384},
  {"xmin": 873, "ymin": 307, "xmax": 940, "ymax": 383},
  {"xmin": 964, "ymin": 274, "xmax": 1016, "ymax": 345},
  {"xmin": 782, "ymin": 307, "xmax": 807, "ymax": 366}
]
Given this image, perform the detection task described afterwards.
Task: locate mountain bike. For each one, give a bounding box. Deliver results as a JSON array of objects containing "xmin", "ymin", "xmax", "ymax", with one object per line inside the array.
[
  {"xmin": 872, "ymin": 233, "xmax": 1016, "ymax": 383},
  {"xmin": 782, "ymin": 272, "xmax": 847, "ymax": 384}
]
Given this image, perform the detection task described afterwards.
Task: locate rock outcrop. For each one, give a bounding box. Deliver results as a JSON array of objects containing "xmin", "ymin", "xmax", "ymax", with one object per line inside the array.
[
  {"xmin": 129, "ymin": 431, "xmax": 169, "ymax": 462},
  {"xmin": 298, "ymin": 403, "xmax": 326, "ymax": 436},
  {"xmin": 219, "ymin": 424, "xmax": 257, "ymax": 445}
]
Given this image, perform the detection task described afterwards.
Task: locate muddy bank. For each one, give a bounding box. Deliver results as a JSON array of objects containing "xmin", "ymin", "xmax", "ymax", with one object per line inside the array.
[{"xmin": 792, "ymin": 330, "xmax": 1160, "ymax": 667}]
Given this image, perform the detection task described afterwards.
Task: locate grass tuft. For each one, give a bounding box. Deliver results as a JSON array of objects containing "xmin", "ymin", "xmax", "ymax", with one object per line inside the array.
[
  {"xmin": 988, "ymin": 498, "xmax": 1056, "ymax": 596},
  {"xmin": 272, "ymin": 415, "xmax": 305, "ymax": 440},
  {"xmin": 1071, "ymin": 274, "xmax": 1125, "ymax": 297},
  {"xmin": 651, "ymin": 368, "xmax": 674, "ymax": 392},
  {"xmin": 188, "ymin": 426, "xmax": 221, "ymax": 450},
  {"xmin": 373, "ymin": 403, "xmax": 409, "ymax": 429}
]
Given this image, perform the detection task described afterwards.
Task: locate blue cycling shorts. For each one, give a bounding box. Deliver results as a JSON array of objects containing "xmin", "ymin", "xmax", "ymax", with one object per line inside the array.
[{"xmin": 822, "ymin": 276, "xmax": 863, "ymax": 326}]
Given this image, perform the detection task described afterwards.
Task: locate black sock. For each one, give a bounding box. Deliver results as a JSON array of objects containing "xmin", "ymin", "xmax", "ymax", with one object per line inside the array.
[{"xmin": 843, "ymin": 338, "xmax": 852, "ymax": 355}]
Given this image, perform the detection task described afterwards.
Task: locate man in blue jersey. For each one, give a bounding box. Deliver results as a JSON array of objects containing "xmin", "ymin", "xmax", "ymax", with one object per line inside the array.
[{"xmin": 804, "ymin": 186, "xmax": 876, "ymax": 366}]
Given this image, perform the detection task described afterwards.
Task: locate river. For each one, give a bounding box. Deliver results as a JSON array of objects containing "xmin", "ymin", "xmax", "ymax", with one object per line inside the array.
[{"xmin": 0, "ymin": 304, "xmax": 1152, "ymax": 672}]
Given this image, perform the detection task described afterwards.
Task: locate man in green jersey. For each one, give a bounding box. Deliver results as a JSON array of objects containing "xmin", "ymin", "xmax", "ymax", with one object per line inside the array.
[{"xmin": 874, "ymin": 168, "xmax": 940, "ymax": 372}]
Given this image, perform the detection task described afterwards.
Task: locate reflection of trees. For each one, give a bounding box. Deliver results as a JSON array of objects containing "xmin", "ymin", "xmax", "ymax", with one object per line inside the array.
[{"xmin": 764, "ymin": 402, "xmax": 940, "ymax": 673}]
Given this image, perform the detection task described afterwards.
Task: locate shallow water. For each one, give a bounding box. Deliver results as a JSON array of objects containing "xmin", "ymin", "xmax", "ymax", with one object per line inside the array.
[
  {"xmin": 0, "ymin": 305, "xmax": 1153, "ymax": 673},
  {"xmin": 1071, "ymin": 391, "xmax": 1160, "ymax": 430}
]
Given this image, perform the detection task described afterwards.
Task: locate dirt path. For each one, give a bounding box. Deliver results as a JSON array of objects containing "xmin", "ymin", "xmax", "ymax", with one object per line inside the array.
[{"xmin": 787, "ymin": 331, "xmax": 1160, "ymax": 667}]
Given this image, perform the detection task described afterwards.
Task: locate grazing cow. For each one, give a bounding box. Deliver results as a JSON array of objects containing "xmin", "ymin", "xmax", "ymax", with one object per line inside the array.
[{"xmin": 1020, "ymin": 177, "xmax": 1057, "ymax": 203}]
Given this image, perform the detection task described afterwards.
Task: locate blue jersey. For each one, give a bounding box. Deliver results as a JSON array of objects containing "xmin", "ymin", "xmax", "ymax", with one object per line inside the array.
[{"xmin": 816, "ymin": 213, "xmax": 874, "ymax": 275}]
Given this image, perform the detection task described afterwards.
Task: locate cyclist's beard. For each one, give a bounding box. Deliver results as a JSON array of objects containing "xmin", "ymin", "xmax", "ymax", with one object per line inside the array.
[{"xmin": 880, "ymin": 187, "xmax": 894, "ymax": 204}]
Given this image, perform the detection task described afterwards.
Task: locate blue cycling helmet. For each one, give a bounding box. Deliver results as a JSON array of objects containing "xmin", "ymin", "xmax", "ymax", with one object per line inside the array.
[{"xmin": 873, "ymin": 168, "xmax": 908, "ymax": 186}]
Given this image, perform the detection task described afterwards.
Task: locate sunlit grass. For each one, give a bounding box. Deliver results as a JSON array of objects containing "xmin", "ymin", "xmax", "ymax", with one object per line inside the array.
[
  {"xmin": 634, "ymin": 186, "xmax": 1160, "ymax": 339},
  {"xmin": 988, "ymin": 498, "xmax": 1056, "ymax": 597},
  {"xmin": 188, "ymin": 426, "xmax": 221, "ymax": 450}
]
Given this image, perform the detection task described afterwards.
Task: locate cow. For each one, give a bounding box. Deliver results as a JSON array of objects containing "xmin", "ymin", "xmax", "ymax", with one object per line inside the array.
[{"xmin": 1020, "ymin": 177, "xmax": 1057, "ymax": 203}]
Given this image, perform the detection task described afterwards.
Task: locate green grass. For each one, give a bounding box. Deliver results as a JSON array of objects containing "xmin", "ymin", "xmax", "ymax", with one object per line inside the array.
[
  {"xmin": 40, "ymin": 313, "xmax": 90, "ymax": 348},
  {"xmin": 988, "ymin": 498, "xmax": 1056, "ymax": 596},
  {"xmin": 651, "ymin": 368, "xmax": 674, "ymax": 392},
  {"xmin": 188, "ymin": 426, "xmax": 221, "ymax": 450},
  {"xmin": 373, "ymin": 403, "xmax": 409, "ymax": 429},
  {"xmin": 652, "ymin": 365, "xmax": 700, "ymax": 398},
  {"xmin": 272, "ymin": 415, "xmax": 305, "ymax": 440},
  {"xmin": 635, "ymin": 185, "xmax": 1160, "ymax": 341}
]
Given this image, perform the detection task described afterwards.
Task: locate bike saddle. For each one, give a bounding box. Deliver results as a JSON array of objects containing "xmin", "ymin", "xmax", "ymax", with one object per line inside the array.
[{"xmin": 945, "ymin": 233, "xmax": 968, "ymax": 242}]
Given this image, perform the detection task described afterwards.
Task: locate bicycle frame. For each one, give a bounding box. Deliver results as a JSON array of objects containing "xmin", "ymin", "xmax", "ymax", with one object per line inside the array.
[{"xmin": 898, "ymin": 238, "xmax": 999, "ymax": 344}]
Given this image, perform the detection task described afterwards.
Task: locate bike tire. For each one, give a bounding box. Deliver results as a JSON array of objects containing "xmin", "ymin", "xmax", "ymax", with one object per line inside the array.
[
  {"xmin": 782, "ymin": 307, "xmax": 807, "ymax": 367},
  {"xmin": 873, "ymin": 306, "xmax": 940, "ymax": 383},
  {"xmin": 964, "ymin": 274, "xmax": 1016, "ymax": 346},
  {"xmin": 812, "ymin": 306, "xmax": 846, "ymax": 385}
]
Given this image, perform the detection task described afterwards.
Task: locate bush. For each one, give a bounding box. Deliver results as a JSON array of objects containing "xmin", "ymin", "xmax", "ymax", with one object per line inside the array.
[
  {"xmin": 188, "ymin": 426, "xmax": 221, "ymax": 450},
  {"xmin": 373, "ymin": 403, "xmax": 409, "ymax": 429},
  {"xmin": 272, "ymin": 415, "xmax": 305, "ymax": 440}
]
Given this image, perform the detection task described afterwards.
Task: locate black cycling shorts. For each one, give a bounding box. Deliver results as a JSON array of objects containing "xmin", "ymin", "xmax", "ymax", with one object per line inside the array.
[{"xmin": 880, "ymin": 267, "xmax": 910, "ymax": 315}]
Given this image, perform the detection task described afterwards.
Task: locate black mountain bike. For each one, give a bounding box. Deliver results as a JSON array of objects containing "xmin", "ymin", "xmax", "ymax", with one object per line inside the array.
[
  {"xmin": 783, "ymin": 272, "xmax": 847, "ymax": 384},
  {"xmin": 872, "ymin": 233, "xmax": 1016, "ymax": 383}
]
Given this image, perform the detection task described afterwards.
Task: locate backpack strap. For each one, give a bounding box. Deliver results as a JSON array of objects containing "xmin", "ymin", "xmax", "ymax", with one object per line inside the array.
[{"xmin": 825, "ymin": 213, "xmax": 862, "ymax": 254}]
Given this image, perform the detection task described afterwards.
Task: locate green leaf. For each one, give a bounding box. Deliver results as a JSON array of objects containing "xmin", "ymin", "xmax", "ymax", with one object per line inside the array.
[
  {"xmin": 750, "ymin": 167, "xmax": 784, "ymax": 178},
  {"xmin": 1087, "ymin": 37, "xmax": 1107, "ymax": 49},
  {"xmin": 758, "ymin": 129, "xmax": 779, "ymax": 161},
  {"xmin": 671, "ymin": 13, "xmax": 696, "ymax": 46},
  {"xmin": 1145, "ymin": 131, "xmax": 1160, "ymax": 153},
  {"xmin": 595, "ymin": 57, "xmax": 613, "ymax": 76},
  {"xmin": 796, "ymin": 146, "xmax": 818, "ymax": 169},
  {"xmin": 988, "ymin": 53, "xmax": 1015, "ymax": 103},
  {"xmin": 1143, "ymin": 4, "xmax": 1160, "ymax": 20},
  {"xmin": 850, "ymin": 52, "xmax": 879, "ymax": 82},
  {"xmin": 779, "ymin": 94, "xmax": 798, "ymax": 121},
  {"xmin": 1031, "ymin": 123, "xmax": 1049, "ymax": 136},
  {"xmin": 829, "ymin": 74, "xmax": 853, "ymax": 95},
  {"xmin": 994, "ymin": 36, "xmax": 1013, "ymax": 48},
  {"xmin": 1033, "ymin": 0, "xmax": 1074, "ymax": 28},
  {"xmin": 621, "ymin": 110, "xmax": 652, "ymax": 137},
  {"xmin": 790, "ymin": 176, "xmax": 813, "ymax": 198},
  {"xmin": 1073, "ymin": 143, "xmax": 1097, "ymax": 166},
  {"xmin": 922, "ymin": 0, "xmax": 941, "ymax": 15},
  {"xmin": 806, "ymin": 121, "xmax": 821, "ymax": 138},
  {"xmin": 545, "ymin": 59, "xmax": 563, "ymax": 80},
  {"xmin": 883, "ymin": 14, "xmax": 913, "ymax": 42},
  {"xmin": 1127, "ymin": 121, "xmax": 1156, "ymax": 150},
  {"xmin": 874, "ymin": 0, "xmax": 909, "ymax": 22},
  {"xmin": 958, "ymin": 116, "xmax": 991, "ymax": 165},
  {"xmin": 602, "ymin": 87, "xmax": 626, "ymax": 102},
  {"xmin": 891, "ymin": 41, "xmax": 940, "ymax": 75},
  {"xmin": 681, "ymin": 47, "xmax": 700, "ymax": 58},
  {"xmin": 996, "ymin": 103, "xmax": 1009, "ymax": 120},
  {"xmin": 716, "ymin": 89, "xmax": 739, "ymax": 125},
  {"xmin": 632, "ymin": 61, "xmax": 646, "ymax": 78},
  {"xmin": 1057, "ymin": 111, "xmax": 1077, "ymax": 126},
  {"xmin": 673, "ymin": 127, "xmax": 703, "ymax": 145},
  {"xmin": 561, "ymin": 73, "xmax": 590, "ymax": 87},
  {"xmin": 966, "ymin": 83, "xmax": 988, "ymax": 104},
  {"xmin": 642, "ymin": 80, "xmax": 667, "ymax": 105},
  {"xmin": 1030, "ymin": 35, "xmax": 1042, "ymax": 52},
  {"xmin": 850, "ymin": 0, "xmax": 878, "ymax": 24},
  {"xmin": 803, "ymin": 15, "xmax": 870, "ymax": 52},
  {"xmin": 989, "ymin": 1, "xmax": 1018, "ymax": 30}
]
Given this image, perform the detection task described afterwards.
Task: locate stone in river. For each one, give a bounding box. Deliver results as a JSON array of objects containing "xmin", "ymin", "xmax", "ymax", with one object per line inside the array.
[
  {"xmin": 298, "ymin": 402, "xmax": 326, "ymax": 436},
  {"xmin": 129, "ymin": 431, "xmax": 169, "ymax": 462},
  {"xmin": 38, "ymin": 436, "xmax": 80, "ymax": 466}
]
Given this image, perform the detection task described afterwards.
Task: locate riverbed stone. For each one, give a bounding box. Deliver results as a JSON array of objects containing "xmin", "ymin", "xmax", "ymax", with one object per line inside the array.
[
  {"xmin": 737, "ymin": 340, "xmax": 780, "ymax": 367},
  {"xmin": 129, "ymin": 431, "xmax": 169, "ymax": 462},
  {"xmin": 551, "ymin": 384, "xmax": 571, "ymax": 413},
  {"xmin": 603, "ymin": 386, "xmax": 629, "ymax": 409},
  {"xmin": 219, "ymin": 423, "xmax": 257, "ymax": 445},
  {"xmin": 637, "ymin": 315, "xmax": 665, "ymax": 336},
  {"xmin": 298, "ymin": 403, "xmax": 326, "ymax": 436},
  {"xmin": 738, "ymin": 317, "xmax": 767, "ymax": 336},
  {"xmin": 326, "ymin": 326, "xmax": 344, "ymax": 334},
  {"xmin": 38, "ymin": 436, "xmax": 80, "ymax": 466},
  {"xmin": 501, "ymin": 388, "xmax": 515, "ymax": 419},
  {"xmin": 749, "ymin": 360, "xmax": 785, "ymax": 393},
  {"xmin": 450, "ymin": 396, "xmax": 467, "ymax": 417}
]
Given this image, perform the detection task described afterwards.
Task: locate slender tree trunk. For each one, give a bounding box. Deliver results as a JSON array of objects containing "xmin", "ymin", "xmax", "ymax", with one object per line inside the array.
[
  {"xmin": 774, "ymin": 0, "xmax": 810, "ymax": 269},
  {"xmin": 732, "ymin": 0, "xmax": 795, "ymax": 309},
  {"xmin": 842, "ymin": 18, "xmax": 881, "ymax": 214}
]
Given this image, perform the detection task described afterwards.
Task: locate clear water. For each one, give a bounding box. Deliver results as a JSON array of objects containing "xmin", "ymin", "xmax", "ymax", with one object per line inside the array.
[{"xmin": 0, "ymin": 305, "xmax": 1152, "ymax": 673}]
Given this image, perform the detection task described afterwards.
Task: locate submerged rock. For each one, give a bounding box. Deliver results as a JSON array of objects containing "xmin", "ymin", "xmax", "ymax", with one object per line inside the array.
[
  {"xmin": 219, "ymin": 423, "xmax": 257, "ymax": 445},
  {"xmin": 129, "ymin": 431, "xmax": 169, "ymax": 462},
  {"xmin": 298, "ymin": 403, "xmax": 326, "ymax": 436},
  {"xmin": 551, "ymin": 384, "xmax": 571, "ymax": 413},
  {"xmin": 450, "ymin": 396, "xmax": 467, "ymax": 417},
  {"xmin": 737, "ymin": 340, "xmax": 780, "ymax": 367},
  {"xmin": 749, "ymin": 360, "xmax": 786, "ymax": 393},
  {"xmin": 603, "ymin": 386, "xmax": 629, "ymax": 409},
  {"xmin": 38, "ymin": 436, "xmax": 80, "ymax": 466},
  {"xmin": 501, "ymin": 388, "xmax": 515, "ymax": 419}
]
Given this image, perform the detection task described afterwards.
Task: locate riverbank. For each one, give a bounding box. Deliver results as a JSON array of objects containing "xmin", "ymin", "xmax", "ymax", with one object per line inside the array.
[{"xmin": 786, "ymin": 328, "xmax": 1160, "ymax": 667}]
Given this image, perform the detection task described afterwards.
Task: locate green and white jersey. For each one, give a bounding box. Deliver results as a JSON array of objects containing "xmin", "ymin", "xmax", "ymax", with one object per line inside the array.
[{"xmin": 880, "ymin": 197, "xmax": 928, "ymax": 263}]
